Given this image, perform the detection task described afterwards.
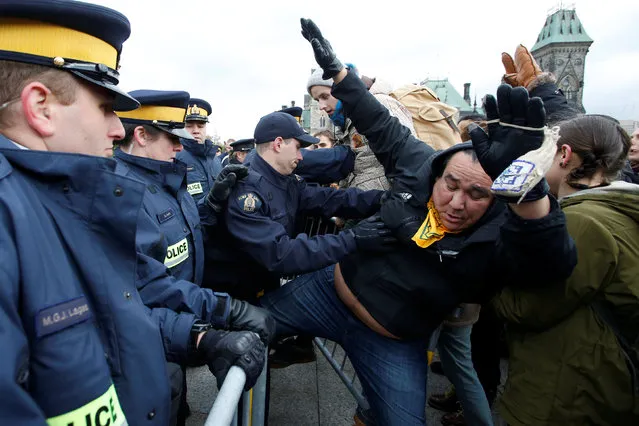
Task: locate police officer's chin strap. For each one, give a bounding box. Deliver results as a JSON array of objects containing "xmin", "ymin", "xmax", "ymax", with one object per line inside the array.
[{"xmin": 126, "ymin": 143, "xmax": 134, "ymax": 155}]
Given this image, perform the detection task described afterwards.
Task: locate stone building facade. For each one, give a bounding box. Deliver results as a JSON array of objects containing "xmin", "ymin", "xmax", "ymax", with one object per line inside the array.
[{"xmin": 531, "ymin": 8, "xmax": 593, "ymax": 112}]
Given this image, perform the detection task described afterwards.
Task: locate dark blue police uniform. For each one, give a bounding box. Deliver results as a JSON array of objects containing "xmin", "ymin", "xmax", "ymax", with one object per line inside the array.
[
  {"xmin": 116, "ymin": 90, "xmax": 233, "ymax": 327},
  {"xmin": 0, "ymin": 137, "xmax": 177, "ymax": 425},
  {"xmin": 115, "ymin": 151, "xmax": 204, "ymax": 283},
  {"xmin": 203, "ymin": 112, "xmax": 383, "ymax": 300},
  {"xmin": 177, "ymin": 98, "xmax": 220, "ymax": 204},
  {"xmin": 0, "ymin": 2, "xmax": 183, "ymax": 424}
]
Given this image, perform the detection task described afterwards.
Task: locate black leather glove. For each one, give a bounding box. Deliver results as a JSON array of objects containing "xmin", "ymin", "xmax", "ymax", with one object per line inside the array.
[
  {"xmin": 300, "ymin": 18, "xmax": 344, "ymax": 80},
  {"xmin": 469, "ymin": 84, "xmax": 546, "ymax": 181},
  {"xmin": 207, "ymin": 165, "xmax": 249, "ymax": 213},
  {"xmin": 198, "ymin": 330, "xmax": 265, "ymax": 391},
  {"xmin": 227, "ymin": 299, "xmax": 276, "ymax": 346},
  {"xmin": 379, "ymin": 193, "xmax": 425, "ymax": 245},
  {"xmin": 350, "ymin": 215, "xmax": 397, "ymax": 252}
]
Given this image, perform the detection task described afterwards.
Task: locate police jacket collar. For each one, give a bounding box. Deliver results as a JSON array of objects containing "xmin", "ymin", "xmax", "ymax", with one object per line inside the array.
[
  {"xmin": 114, "ymin": 149, "xmax": 187, "ymax": 194},
  {"xmin": 251, "ymin": 151, "xmax": 291, "ymax": 189},
  {"xmin": 0, "ymin": 135, "xmax": 147, "ymax": 219},
  {"xmin": 0, "ymin": 134, "xmax": 118, "ymax": 180},
  {"xmin": 181, "ymin": 137, "xmax": 213, "ymax": 157}
]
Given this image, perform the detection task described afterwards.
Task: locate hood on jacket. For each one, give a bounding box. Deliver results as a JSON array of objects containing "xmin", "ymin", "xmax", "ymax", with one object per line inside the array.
[
  {"xmin": 368, "ymin": 78, "xmax": 394, "ymax": 96},
  {"xmin": 427, "ymin": 141, "xmax": 475, "ymax": 181},
  {"xmin": 560, "ymin": 181, "xmax": 639, "ymax": 224}
]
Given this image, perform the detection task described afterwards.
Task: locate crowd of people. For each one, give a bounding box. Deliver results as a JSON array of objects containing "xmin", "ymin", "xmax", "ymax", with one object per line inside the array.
[{"xmin": 0, "ymin": 2, "xmax": 637, "ymax": 426}]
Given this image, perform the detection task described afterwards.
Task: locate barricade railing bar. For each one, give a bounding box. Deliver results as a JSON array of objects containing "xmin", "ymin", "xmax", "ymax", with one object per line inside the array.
[{"xmin": 205, "ymin": 352, "xmax": 268, "ymax": 426}]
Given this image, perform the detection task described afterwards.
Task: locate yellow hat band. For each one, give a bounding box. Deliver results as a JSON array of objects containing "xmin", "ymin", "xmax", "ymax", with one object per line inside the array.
[
  {"xmin": 0, "ymin": 19, "xmax": 118, "ymax": 69},
  {"xmin": 187, "ymin": 105, "xmax": 209, "ymax": 117},
  {"xmin": 117, "ymin": 105, "xmax": 186, "ymax": 123}
]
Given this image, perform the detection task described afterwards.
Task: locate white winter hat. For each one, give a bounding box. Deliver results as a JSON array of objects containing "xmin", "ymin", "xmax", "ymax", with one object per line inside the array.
[{"xmin": 306, "ymin": 68, "xmax": 333, "ymax": 95}]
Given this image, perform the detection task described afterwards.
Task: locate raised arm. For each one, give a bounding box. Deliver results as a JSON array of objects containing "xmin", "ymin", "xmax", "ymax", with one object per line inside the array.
[{"xmin": 300, "ymin": 18, "xmax": 436, "ymax": 197}]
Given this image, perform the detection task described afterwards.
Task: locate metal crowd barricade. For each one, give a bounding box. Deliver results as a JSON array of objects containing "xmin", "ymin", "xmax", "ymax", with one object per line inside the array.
[{"xmin": 205, "ymin": 352, "xmax": 268, "ymax": 426}]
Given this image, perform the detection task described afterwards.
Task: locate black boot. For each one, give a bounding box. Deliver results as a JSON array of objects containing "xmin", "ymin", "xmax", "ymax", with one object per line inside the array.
[
  {"xmin": 428, "ymin": 386, "xmax": 458, "ymax": 413},
  {"xmin": 268, "ymin": 335, "xmax": 316, "ymax": 369}
]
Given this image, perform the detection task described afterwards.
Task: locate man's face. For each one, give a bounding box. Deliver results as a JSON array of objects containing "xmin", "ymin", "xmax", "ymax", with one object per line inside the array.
[
  {"xmin": 185, "ymin": 120, "xmax": 206, "ymax": 143},
  {"xmin": 276, "ymin": 138, "xmax": 303, "ymax": 175},
  {"xmin": 236, "ymin": 151, "xmax": 247, "ymax": 163},
  {"xmin": 144, "ymin": 132, "xmax": 183, "ymax": 162},
  {"xmin": 225, "ymin": 138, "xmax": 235, "ymax": 152},
  {"xmin": 52, "ymin": 83, "xmax": 125, "ymax": 157},
  {"xmin": 310, "ymin": 86, "xmax": 338, "ymax": 115},
  {"xmin": 629, "ymin": 129, "xmax": 639, "ymax": 165},
  {"xmin": 431, "ymin": 151, "xmax": 494, "ymax": 232}
]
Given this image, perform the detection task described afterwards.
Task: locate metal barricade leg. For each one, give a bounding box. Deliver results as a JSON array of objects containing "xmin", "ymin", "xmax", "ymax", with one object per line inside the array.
[
  {"xmin": 249, "ymin": 351, "xmax": 269, "ymax": 426},
  {"xmin": 313, "ymin": 337, "xmax": 370, "ymax": 410}
]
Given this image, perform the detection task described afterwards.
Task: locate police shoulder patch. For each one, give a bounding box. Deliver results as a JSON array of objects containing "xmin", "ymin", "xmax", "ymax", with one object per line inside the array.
[{"xmin": 236, "ymin": 192, "xmax": 263, "ymax": 213}]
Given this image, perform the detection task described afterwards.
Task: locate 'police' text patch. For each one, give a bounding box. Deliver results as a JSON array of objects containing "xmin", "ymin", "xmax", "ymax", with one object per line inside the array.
[
  {"xmin": 187, "ymin": 182, "xmax": 204, "ymax": 195},
  {"xmin": 237, "ymin": 192, "xmax": 262, "ymax": 213},
  {"xmin": 164, "ymin": 237, "xmax": 189, "ymax": 268},
  {"xmin": 36, "ymin": 296, "xmax": 92, "ymax": 338},
  {"xmin": 46, "ymin": 384, "xmax": 126, "ymax": 426}
]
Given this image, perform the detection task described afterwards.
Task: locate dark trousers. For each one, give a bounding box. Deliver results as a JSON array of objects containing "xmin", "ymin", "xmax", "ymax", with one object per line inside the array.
[
  {"xmin": 167, "ymin": 362, "xmax": 184, "ymax": 426},
  {"xmin": 470, "ymin": 305, "xmax": 504, "ymax": 405}
]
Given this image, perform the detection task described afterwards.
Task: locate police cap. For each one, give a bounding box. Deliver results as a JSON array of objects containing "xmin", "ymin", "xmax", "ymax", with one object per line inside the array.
[
  {"xmin": 185, "ymin": 98, "xmax": 212, "ymax": 122},
  {"xmin": 117, "ymin": 90, "xmax": 194, "ymax": 140},
  {"xmin": 254, "ymin": 112, "xmax": 318, "ymax": 147},
  {"xmin": 230, "ymin": 139, "xmax": 255, "ymax": 152},
  {"xmin": 280, "ymin": 106, "xmax": 303, "ymax": 119},
  {"xmin": 0, "ymin": 0, "xmax": 139, "ymax": 111}
]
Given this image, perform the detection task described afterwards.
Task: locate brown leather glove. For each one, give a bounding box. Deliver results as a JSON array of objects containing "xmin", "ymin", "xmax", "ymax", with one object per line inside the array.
[{"xmin": 501, "ymin": 44, "xmax": 542, "ymax": 89}]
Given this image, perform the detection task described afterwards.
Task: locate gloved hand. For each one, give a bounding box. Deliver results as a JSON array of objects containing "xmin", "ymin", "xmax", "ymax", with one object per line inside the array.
[
  {"xmin": 469, "ymin": 84, "xmax": 546, "ymax": 181},
  {"xmin": 469, "ymin": 84, "xmax": 550, "ymax": 203},
  {"xmin": 227, "ymin": 298, "xmax": 276, "ymax": 346},
  {"xmin": 502, "ymin": 44, "xmax": 542, "ymax": 89},
  {"xmin": 207, "ymin": 165, "xmax": 249, "ymax": 213},
  {"xmin": 198, "ymin": 330, "xmax": 266, "ymax": 391},
  {"xmin": 379, "ymin": 193, "xmax": 425, "ymax": 244},
  {"xmin": 300, "ymin": 18, "xmax": 344, "ymax": 80},
  {"xmin": 350, "ymin": 215, "xmax": 397, "ymax": 252}
]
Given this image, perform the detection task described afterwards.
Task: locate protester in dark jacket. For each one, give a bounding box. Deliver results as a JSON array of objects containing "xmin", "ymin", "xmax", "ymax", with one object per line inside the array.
[{"xmin": 257, "ymin": 19, "xmax": 577, "ymax": 426}]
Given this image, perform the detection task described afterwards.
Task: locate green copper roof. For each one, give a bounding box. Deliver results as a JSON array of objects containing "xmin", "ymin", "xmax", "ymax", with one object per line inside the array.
[
  {"xmin": 420, "ymin": 79, "xmax": 483, "ymax": 115},
  {"xmin": 532, "ymin": 9, "xmax": 593, "ymax": 51}
]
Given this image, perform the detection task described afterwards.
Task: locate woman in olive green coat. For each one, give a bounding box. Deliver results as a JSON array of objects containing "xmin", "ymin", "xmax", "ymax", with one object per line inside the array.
[{"xmin": 494, "ymin": 115, "xmax": 639, "ymax": 426}]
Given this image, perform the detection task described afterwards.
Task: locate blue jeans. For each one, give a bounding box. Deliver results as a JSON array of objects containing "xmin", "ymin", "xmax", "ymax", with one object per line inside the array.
[
  {"xmin": 438, "ymin": 324, "xmax": 493, "ymax": 426},
  {"xmin": 260, "ymin": 265, "xmax": 429, "ymax": 426}
]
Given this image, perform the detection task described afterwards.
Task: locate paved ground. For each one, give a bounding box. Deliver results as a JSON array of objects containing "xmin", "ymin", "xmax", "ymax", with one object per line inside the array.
[{"xmin": 186, "ymin": 342, "xmax": 505, "ymax": 426}]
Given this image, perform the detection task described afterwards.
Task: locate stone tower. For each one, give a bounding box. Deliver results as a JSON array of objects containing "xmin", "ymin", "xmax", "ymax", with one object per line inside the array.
[{"xmin": 531, "ymin": 8, "xmax": 593, "ymax": 112}]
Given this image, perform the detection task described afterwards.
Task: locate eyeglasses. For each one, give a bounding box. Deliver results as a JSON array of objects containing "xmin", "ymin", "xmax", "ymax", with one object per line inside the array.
[{"xmin": 0, "ymin": 97, "xmax": 20, "ymax": 112}]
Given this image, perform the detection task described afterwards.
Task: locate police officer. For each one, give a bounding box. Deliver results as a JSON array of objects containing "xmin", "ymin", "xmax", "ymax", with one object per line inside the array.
[
  {"xmin": 203, "ymin": 111, "xmax": 393, "ymax": 301},
  {"xmin": 229, "ymin": 138, "xmax": 255, "ymax": 164},
  {"xmin": 0, "ymin": 2, "xmax": 264, "ymax": 425},
  {"xmin": 114, "ymin": 90, "xmax": 276, "ymax": 421},
  {"xmin": 177, "ymin": 98, "xmax": 222, "ymax": 202}
]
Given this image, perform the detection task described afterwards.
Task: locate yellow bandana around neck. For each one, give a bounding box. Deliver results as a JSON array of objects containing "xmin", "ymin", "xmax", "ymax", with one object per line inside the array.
[{"xmin": 411, "ymin": 199, "xmax": 459, "ymax": 248}]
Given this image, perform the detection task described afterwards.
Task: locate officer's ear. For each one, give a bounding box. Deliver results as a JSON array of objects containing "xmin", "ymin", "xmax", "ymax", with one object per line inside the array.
[
  {"xmin": 133, "ymin": 126, "xmax": 150, "ymax": 147},
  {"xmin": 273, "ymin": 136, "xmax": 284, "ymax": 153},
  {"xmin": 21, "ymin": 82, "xmax": 56, "ymax": 138}
]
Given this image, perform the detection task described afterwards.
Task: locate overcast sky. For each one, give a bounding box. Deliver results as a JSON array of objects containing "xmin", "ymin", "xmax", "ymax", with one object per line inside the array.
[{"xmin": 93, "ymin": 0, "xmax": 638, "ymax": 140}]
